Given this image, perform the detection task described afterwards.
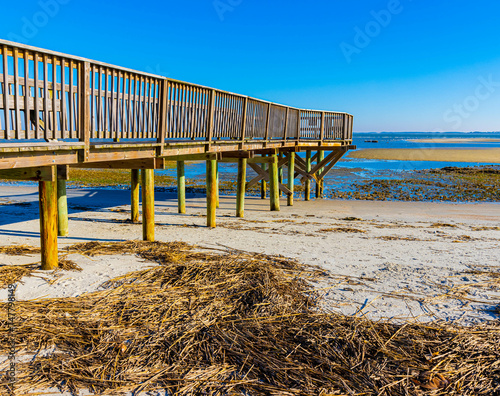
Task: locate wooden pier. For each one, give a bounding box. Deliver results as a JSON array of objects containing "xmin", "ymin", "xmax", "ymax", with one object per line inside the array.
[{"xmin": 0, "ymin": 40, "xmax": 355, "ymax": 269}]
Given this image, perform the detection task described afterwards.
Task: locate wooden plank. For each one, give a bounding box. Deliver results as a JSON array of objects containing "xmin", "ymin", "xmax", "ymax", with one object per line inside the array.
[
  {"xmin": 39, "ymin": 178, "xmax": 58, "ymax": 270},
  {"xmin": 236, "ymin": 158, "xmax": 246, "ymax": 218},
  {"xmin": 220, "ymin": 150, "xmax": 253, "ymax": 159},
  {"xmin": 177, "ymin": 160, "xmax": 186, "ymax": 214},
  {"xmin": 162, "ymin": 153, "xmax": 219, "ymax": 162},
  {"xmin": 131, "ymin": 169, "xmax": 140, "ymax": 223},
  {"xmin": 0, "ymin": 150, "xmax": 79, "ymax": 169},
  {"xmin": 141, "ymin": 168, "xmax": 155, "ymax": 241},
  {"xmin": 0, "ymin": 166, "xmax": 56, "ymax": 181},
  {"xmin": 72, "ymin": 158, "xmax": 162, "ymax": 169}
]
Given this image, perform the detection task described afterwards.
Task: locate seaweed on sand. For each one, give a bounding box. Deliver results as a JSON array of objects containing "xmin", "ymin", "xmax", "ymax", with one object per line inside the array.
[{"xmin": 0, "ymin": 241, "xmax": 499, "ymax": 395}]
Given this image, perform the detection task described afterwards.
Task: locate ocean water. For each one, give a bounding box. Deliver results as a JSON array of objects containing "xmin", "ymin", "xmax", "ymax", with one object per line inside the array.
[{"xmin": 158, "ymin": 131, "xmax": 500, "ymax": 188}]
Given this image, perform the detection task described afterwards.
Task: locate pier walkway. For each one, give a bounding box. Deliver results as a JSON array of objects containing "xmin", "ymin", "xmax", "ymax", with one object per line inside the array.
[{"xmin": 0, "ymin": 40, "xmax": 354, "ymax": 269}]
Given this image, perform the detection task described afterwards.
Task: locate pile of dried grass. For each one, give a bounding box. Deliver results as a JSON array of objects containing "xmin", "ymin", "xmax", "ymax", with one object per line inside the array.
[{"xmin": 0, "ymin": 241, "xmax": 499, "ymax": 395}]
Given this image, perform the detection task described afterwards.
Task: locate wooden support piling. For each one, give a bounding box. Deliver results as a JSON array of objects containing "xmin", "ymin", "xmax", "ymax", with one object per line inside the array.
[
  {"xmin": 305, "ymin": 150, "xmax": 312, "ymax": 201},
  {"xmin": 236, "ymin": 158, "xmax": 247, "ymax": 218},
  {"xmin": 215, "ymin": 161, "xmax": 220, "ymax": 209},
  {"xmin": 39, "ymin": 180, "xmax": 58, "ymax": 270},
  {"xmin": 57, "ymin": 178, "xmax": 68, "ymax": 237},
  {"xmin": 269, "ymin": 155, "xmax": 280, "ymax": 211},
  {"xmin": 141, "ymin": 169, "xmax": 155, "ymax": 241},
  {"xmin": 177, "ymin": 161, "xmax": 186, "ymax": 214},
  {"xmin": 261, "ymin": 156, "xmax": 267, "ymax": 199},
  {"xmin": 206, "ymin": 159, "xmax": 217, "ymax": 228},
  {"xmin": 278, "ymin": 152, "xmax": 284, "ymax": 197},
  {"xmin": 131, "ymin": 169, "xmax": 140, "ymax": 223},
  {"xmin": 287, "ymin": 152, "xmax": 295, "ymax": 206},
  {"xmin": 316, "ymin": 150, "xmax": 325, "ymax": 199}
]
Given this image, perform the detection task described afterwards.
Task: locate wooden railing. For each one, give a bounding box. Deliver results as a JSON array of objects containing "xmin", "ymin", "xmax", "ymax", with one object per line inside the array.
[{"xmin": 0, "ymin": 40, "xmax": 353, "ymax": 145}]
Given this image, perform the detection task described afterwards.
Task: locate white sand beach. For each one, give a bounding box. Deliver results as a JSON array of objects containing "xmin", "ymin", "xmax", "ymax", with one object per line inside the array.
[{"xmin": 1, "ymin": 185, "xmax": 499, "ymax": 326}]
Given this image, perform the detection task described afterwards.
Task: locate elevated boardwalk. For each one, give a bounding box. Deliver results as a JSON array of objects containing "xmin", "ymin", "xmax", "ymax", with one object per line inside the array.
[{"xmin": 0, "ymin": 40, "xmax": 355, "ymax": 269}]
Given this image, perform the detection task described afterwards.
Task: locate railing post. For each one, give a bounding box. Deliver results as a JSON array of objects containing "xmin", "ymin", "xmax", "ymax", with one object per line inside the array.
[
  {"xmin": 264, "ymin": 103, "xmax": 271, "ymax": 143},
  {"xmin": 283, "ymin": 107, "xmax": 289, "ymax": 142},
  {"xmin": 79, "ymin": 61, "xmax": 91, "ymax": 162},
  {"xmin": 207, "ymin": 89, "xmax": 216, "ymax": 145},
  {"xmin": 240, "ymin": 96, "xmax": 248, "ymax": 145},
  {"xmin": 297, "ymin": 110, "xmax": 301, "ymax": 142},
  {"xmin": 157, "ymin": 79, "xmax": 169, "ymax": 156},
  {"xmin": 320, "ymin": 111, "xmax": 325, "ymax": 143},
  {"xmin": 349, "ymin": 115, "xmax": 354, "ymax": 140}
]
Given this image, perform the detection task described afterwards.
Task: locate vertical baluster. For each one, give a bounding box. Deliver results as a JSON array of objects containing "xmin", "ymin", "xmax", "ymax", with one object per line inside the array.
[
  {"xmin": 110, "ymin": 69, "xmax": 116, "ymax": 139},
  {"xmin": 43, "ymin": 55, "xmax": 50, "ymax": 139},
  {"xmin": 104, "ymin": 68, "xmax": 109, "ymax": 138},
  {"xmin": 90, "ymin": 65, "xmax": 96, "ymax": 138},
  {"xmin": 127, "ymin": 74, "xmax": 133, "ymax": 138},
  {"xmin": 131, "ymin": 75, "xmax": 137, "ymax": 139},
  {"xmin": 122, "ymin": 73, "xmax": 128, "ymax": 138},
  {"xmin": 24, "ymin": 50, "xmax": 30, "ymax": 138},
  {"xmin": 97, "ymin": 67, "xmax": 103, "ymax": 138},
  {"xmin": 2, "ymin": 46, "xmax": 11, "ymax": 138},
  {"xmin": 68, "ymin": 61, "xmax": 75, "ymax": 138},
  {"xmin": 52, "ymin": 56, "xmax": 58, "ymax": 139},
  {"xmin": 13, "ymin": 49, "xmax": 22, "ymax": 138},
  {"xmin": 60, "ymin": 58, "xmax": 66, "ymax": 139},
  {"xmin": 34, "ymin": 53, "xmax": 41, "ymax": 139}
]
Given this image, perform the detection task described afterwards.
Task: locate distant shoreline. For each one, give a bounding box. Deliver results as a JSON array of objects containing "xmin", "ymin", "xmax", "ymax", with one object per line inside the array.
[
  {"xmin": 348, "ymin": 148, "xmax": 500, "ymax": 163},
  {"xmin": 408, "ymin": 138, "xmax": 500, "ymax": 143}
]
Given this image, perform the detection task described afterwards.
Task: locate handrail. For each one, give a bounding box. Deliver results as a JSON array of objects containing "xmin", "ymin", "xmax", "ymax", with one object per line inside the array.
[{"xmin": 0, "ymin": 39, "xmax": 353, "ymax": 145}]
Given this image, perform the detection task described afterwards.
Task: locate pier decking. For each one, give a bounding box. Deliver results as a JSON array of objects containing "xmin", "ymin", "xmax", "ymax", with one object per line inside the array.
[{"xmin": 0, "ymin": 40, "xmax": 354, "ymax": 269}]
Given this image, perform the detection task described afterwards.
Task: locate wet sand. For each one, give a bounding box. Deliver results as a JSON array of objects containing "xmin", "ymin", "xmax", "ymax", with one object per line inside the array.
[{"xmin": 348, "ymin": 148, "xmax": 500, "ymax": 163}]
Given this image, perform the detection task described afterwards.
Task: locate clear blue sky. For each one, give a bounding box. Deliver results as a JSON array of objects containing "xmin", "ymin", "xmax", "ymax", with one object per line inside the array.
[{"xmin": 1, "ymin": 0, "xmax": 500, "ymax": 132}]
